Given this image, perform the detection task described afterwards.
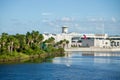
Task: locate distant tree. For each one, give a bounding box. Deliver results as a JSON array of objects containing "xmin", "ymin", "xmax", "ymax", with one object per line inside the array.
[
  {"xmin": 1, "ymin": 33, "xmax": 8, "ymax": 47},
  {"xmin": 15, "ymin": 34, "xmax": 26, "ymax": 52},
  {"xmin": 26, "ymin": 32, "xmax": 33, "ymax": 47},
  {"xmin": 56, "ymin": 39, "xmax": 69, "ymax": 48},
  {"xmin": 66, "ymin": 40, "xmax": 69, "ymax": 48},
  {"xmin": 7, "ymin": 35, "xmax": 15, "ymax": 53}
]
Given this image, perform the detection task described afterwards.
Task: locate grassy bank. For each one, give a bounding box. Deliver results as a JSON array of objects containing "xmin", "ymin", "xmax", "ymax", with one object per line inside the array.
[
  {"xmin": 0, "ymin": 48, "xmax": 65, "ymax": 64},
  {"xmin": 0, "ymin": 52, "xmax": 29, "ymax": 63}
]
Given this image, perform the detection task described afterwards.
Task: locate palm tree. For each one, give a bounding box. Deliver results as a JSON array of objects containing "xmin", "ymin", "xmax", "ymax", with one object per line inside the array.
[
  {"xmin": 15, "ymin": 34, "xmax": 26, "ymax": 52},
  {"xmin": 38, "ymin": 34, "xmax": 44, "ymax": 44},
  {"xmin": 13, "ymin": 38, "xmax": 20, "ymax": 51},
  {"xmin": 66, "ymin": 40, "xmax": 69, "ymax": 48},
  {"xmin": 6, "ymin": 41, "xmax": 10, "ymax": 52},
  {"xmin": 63, "ymin": 39, "xmax": 67, "ymax": 48},
  {"xmin": 32, "ymin": 31, "xmax": 44, "ymax": 45},
  {"xmin": 26, "ymin": 32, "xmax": 33, "ymax": 47},
  {"xmin": 0, "ymin": 33, "xmax": 8, "ymax": 53},
  {"xmin": 45, "ymin": 37, "xmax": 55, "ymax": 44},
  {"xmin": 59, "ymin": 40, "xmax": 64, "ymax": 48},
  {"xmin": 0, "ymin": 38, "xmax": 1, "ymax": 50},
  {"xmin": 7, "ymin": 35, "xmax": 15, "ymax": 53},
  {"xmin": 1, "ymin": 33, "xmax": 8, "ymax": 47},
  {"xmin": 58, "ymin": 39, "xmax": 67, "ymax": 48}
]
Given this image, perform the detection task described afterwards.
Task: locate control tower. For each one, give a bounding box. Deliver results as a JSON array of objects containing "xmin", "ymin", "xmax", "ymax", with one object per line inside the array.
[{"xmin": 62, "ymin": 26, "xmax": 68, "ymax": 33}]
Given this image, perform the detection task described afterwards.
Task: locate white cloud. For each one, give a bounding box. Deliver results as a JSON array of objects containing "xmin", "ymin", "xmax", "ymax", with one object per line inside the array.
[
  {"xmin": 87, "ymin": 17, "xmax": 97, "ymax": 22},
  {"xmin": 61, "ymin": 17, "xmax": 74, "ymax": 22},
  {"xmin": 42, "ymin": 19, "xmax": 48, "ymax": 22},
  {"xmin": 48, "ymin": 22, "xmax": 54, "ymax": 26},
  {"xmin": 41, "ymin": 12, "xmax": 52, "ymax": 16},
  {"xmin": 61, "ymin": 17, "xmax": 70, "ymax": 22},
  {"xmin": 99, "ymin": 17, "xmax": 103, "ymax": 21},
  {"xmin": 88, "ymin": 17, "xmax": 104, "ymax": 22},
  {"xmin": 90, "ymin": 18, "xmax": 97, "ymax": 22},
  {"xmin": 44, "ymin": 21, "xmax": 58, "ymax": 27},
  {"xmin": 74, "ymin": 23, "xmax": 79, "ymax": 27},
  {"xmin": 112, "ymin": 17, "xmax": 116, "ymax": 22}
]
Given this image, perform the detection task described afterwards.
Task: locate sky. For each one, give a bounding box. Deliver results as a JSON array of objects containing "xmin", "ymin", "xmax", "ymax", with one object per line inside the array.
[{"xmin": 0, "ymin": 0, "xmax": 120, "ymax": 35}]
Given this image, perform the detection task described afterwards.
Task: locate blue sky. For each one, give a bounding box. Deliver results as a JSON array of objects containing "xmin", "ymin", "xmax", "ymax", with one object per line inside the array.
[{"xmin": 0, "ymin": 0, "xmax": 120, "ymax": 35}]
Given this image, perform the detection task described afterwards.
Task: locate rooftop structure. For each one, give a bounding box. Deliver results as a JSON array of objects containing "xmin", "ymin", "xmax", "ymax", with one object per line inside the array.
[{"xmin": 62, "ymin": 26, "xmax": 68, "ymax": 33}]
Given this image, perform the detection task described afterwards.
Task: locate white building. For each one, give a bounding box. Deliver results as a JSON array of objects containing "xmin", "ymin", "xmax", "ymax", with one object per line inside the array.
[
  {"xmin": 109, "ymin": 36, "xmax": 120, "ymax": 47},
  {"xmin": 43, "ymin": 27, "xmax": 120, "ymax": 48}
]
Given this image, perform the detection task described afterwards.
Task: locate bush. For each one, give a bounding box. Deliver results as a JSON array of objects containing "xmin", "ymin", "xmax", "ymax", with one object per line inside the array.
[{"xmin": 23, "ymin": 48, "xmax": 34, "ymax": 55}]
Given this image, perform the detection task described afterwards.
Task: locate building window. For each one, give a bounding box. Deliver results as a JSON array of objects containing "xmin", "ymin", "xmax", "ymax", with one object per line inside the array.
[
  {"xmin": 117, "ymin": 42, "xmax": 119, "ymax": 46},
  {"xmin": 111, "ymin": 42, "xmax": 114, "ymax": 46},
  {"xmin": 114, "ymin": 42, "xmax": 116, "ymax": 46},
  {"xmin": 111, "ymin": 43, "xmax": 113, "ymax": 46}
]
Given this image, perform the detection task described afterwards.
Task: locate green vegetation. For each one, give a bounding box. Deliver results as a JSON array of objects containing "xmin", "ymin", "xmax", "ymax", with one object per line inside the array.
[
  {"xmin": 0, "ymin": 31, "xmax": 64, "ymax": 63},
  {"xmin": 55, "ymin": 39, "xmax": 69, "ymax": 48}
]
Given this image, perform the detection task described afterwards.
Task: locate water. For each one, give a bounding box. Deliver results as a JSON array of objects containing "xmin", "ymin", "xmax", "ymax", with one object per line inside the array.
[{"xmin": 0, "ymin": 52, "xmax": 120, "ymax": 80}]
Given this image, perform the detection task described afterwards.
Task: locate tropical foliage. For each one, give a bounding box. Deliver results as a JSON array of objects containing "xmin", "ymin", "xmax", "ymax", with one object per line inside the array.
[
  {"xmin": 55, "ymin": 39, "xmax": 69, "ymax": 48},
  {"xmin": 0, "ymin": 31, "xmax": 64, "ymax": 63}
]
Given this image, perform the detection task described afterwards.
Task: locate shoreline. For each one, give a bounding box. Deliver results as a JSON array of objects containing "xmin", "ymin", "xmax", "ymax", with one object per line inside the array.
[
  {"xmin": 0, "ymin": 53, "xmax": 65, "ymax": 64},
  {"xmin": 65, "ymin": 47, "xmax": 120, "ymax": 52}
]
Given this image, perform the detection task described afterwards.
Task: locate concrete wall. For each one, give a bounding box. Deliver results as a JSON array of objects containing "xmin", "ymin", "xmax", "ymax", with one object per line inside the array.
[
  {"xmin": 94, "ymin": 39, "xmax": 110, "ymax": 48},
  {"xmin": 65, "ymin": 47, "xmax": 120, "ymax": 52},
  {"xmin": 81, "ymin": 39, "xmax": 94, "ymax": 47}
]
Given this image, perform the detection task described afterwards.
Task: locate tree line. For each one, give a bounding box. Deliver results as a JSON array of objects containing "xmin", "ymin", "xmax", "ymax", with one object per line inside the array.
[
  {"xmin": 0, "ymin": 31, "xmax": 65, "ymax": 62},
  {"xmin": 0, "ymin": 31, "xmax": 44, "ymax": 54}
]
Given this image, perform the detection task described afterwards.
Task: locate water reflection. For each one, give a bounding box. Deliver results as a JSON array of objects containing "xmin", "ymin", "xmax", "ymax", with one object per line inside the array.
[
  {"xmin": 82, "ymin": 52, "xmax": 120, "ymax": 56},
  {"xmin": 53, "ymin": 51, "xmax": 120, "ymax": 66},
  {"xmin": 65, "ymin": 51, "xmax": 120, "ymax": 57}
]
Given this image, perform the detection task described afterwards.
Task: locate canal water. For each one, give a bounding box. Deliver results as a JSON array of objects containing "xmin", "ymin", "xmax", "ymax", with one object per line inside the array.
[{"xmin": 0, "ymin": 51, "xmax": 120, "ymax": 80}]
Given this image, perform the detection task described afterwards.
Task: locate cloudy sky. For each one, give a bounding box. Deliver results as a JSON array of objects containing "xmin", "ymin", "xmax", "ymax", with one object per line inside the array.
[{"xmin": 0, "ymin": 0, "xmax": 120, "ymax": 35}]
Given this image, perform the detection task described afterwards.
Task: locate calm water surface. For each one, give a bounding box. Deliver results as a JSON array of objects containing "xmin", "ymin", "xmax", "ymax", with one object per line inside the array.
[{"xmin": 0, "ymin": 51, "xmax": 120, "ymax": 80}]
